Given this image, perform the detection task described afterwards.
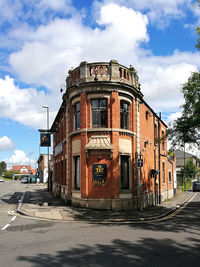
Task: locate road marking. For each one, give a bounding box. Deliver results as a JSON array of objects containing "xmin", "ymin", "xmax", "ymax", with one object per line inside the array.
[
  {"xmin": 10, "ymin": 216, "xmax": 16, "ymax": 222},
  {"xmin": 1, "ymin": 224, "xmax": 10, "ymax": 231},
  {"xmin": 1, "ymin": 215, "xmax": 17, "ymax": 231},
  {"xmin": 0, "ymin": 192, "xmax": 7, "ymax": 198}
]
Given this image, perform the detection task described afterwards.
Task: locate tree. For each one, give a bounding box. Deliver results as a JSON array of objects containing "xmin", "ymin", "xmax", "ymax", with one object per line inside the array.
[
  {"xmin": 181, "ymin": 72, "xmax": 200, "ymax": 144},
  {"xmin": 4, "ymin": 170, "xmax": 12, "ymax": 179},
  {"xmin": 0, "ymin": 161, "xmax": 7, "ymax": 176},
  {"xmin": 167, "ymin": 115, "xmax": 195, "ymax": 147},
  {"xmin": 168, "ymin": 72, "xmax": 200, "ymax": 147},
  {"xmin": 194, "ymin": 1, "xmax": 200, "ymax": 50},
  {"xmin": 180, "ymin": 158, "xmax": 198, "ymax": 183}
]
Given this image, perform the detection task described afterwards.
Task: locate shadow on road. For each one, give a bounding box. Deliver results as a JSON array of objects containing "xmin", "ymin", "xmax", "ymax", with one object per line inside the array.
[{"xmin": 17, "ymin": 236, "xmax": 200, "ymax": 266}]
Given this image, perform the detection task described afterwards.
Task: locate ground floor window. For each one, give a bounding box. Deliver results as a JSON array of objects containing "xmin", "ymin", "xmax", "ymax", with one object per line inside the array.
[
  {"xmin": 162, "ymin": 162, "xmax": 165, "ymax": 184},
  {"xmin": 169, "ymin": 171, "xmax": 172, "ymax": 183},
  {"xmin": 120, "ymin": 155, "xmax": 130, "ymax": 189},
  {"xmin": 74, "ymin": 156, "xmax": 80, "ymax": 189}
]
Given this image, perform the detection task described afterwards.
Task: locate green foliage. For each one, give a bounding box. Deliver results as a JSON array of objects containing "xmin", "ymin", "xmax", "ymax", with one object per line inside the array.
[
  {"xmin": 195, "ymin": 27, "xmax": 200, "ymax": 50},
  {"xmin": 3, "ymin": 170, "xmax": 13, "ymax": 179},
  {"xmin": 194, "ymin": 1, "xmax": 200, "ymax": 49},
  {"xmin": 168, "ymin": 72, "xmax": 200, "ymax": 147},
  {"xmin": 180, "ymin": 158, "xmax": 198, "ymax": 183},
  {"xmin": 0, "ymin": 161, "xmax": 7, "ymax": 176}
]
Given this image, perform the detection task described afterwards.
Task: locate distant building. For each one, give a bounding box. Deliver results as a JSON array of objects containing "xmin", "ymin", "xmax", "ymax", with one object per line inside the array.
[
  {"xmin": 174, "ymin": 149, "xmax": 200, "ymax": 186},
  {"xmin": 37, "ymin": 154, "xmax": 53, "ymax": 185},
  {"xmin": 12, "ymin": 165, "xmax": 32, "ymax": 174},
  {"xmin": 50, "ymin": 60, "xmax": 176, "ymax": 210}
]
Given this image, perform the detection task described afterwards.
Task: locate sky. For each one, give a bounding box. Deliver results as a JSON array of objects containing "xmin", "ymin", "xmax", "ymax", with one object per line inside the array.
[{"xmin": 0, "ymin": 0, "xmax": 200, "ymax": 169}]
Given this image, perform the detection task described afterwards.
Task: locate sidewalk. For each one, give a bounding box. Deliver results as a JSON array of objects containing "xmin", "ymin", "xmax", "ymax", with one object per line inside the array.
[{"xmin": 17, "ymin": 186, "xmax": 195, "ymax": 223}]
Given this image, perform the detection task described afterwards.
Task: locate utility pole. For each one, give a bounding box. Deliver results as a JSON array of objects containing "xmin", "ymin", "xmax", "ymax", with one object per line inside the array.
[
  {"xmin": 42, "ymin": 105, "xmax": 50, "ymax": 191},
  {"xmin": 184, "ymin": 142, "xmax": 186, "ymax": 192}
]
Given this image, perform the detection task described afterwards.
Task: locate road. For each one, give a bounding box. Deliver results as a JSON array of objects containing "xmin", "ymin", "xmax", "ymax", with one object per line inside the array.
[{"xmin": 1, "ymin": 181, "xmax": 200, "ymax": 266}]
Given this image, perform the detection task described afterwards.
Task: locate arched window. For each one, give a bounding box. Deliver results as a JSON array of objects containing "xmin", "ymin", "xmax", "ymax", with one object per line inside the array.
[{"xmin": 120, "ymin": 101, "xmax": 130, "ymax": 129}]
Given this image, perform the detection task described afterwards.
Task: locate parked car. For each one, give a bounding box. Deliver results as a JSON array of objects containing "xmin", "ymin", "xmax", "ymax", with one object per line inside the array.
[
  {"xmin": 192, "ymin": 181, "xmax": 200, "ymax": 192},
  {"xmin": 20, "ymin": 176, "xmax": 29, "ymax": 183},
  {"xmin": 0, "ymin": 177, "xmax": 4, "ymax": 182},
  {"xmin": 29, "ymin": 176, "xmax": 37, "ymax": 183}
]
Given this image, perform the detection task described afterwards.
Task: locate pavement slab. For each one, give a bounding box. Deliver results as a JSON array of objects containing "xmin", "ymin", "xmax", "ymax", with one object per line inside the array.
[{"xmin": 17, "ymin": 186, "xmax": 195, "ymax": 222}]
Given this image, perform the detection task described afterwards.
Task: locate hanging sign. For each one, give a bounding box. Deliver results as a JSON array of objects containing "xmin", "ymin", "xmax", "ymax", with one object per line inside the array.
[
  {"xmin": 92, "ymin": 164, "xmax": 107, "ymax": 186},
  {"xmin": 40, "ymin": 133, "xmax": 51, "ymax": 147}
]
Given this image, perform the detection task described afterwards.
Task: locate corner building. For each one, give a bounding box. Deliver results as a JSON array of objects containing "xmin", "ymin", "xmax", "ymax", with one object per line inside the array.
[{"xmin": 51, "ymin": 60, "xmax": 175, "ymax": 211}]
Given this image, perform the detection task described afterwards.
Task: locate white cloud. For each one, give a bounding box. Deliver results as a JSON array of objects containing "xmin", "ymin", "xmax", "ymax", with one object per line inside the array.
[
  {"xmin": 98, "ymin": 0, "xmax": 194, "ymax": 28},
  {"xmin": 2, "ymin": 2, "xmax": 200, "ymax": 129},
  {"xmin": 5, "ymin": 150, "xmax": 34, "ymax": 165},
  {"xmin": 0, "ymin": 136, "xmax": 15, "ymax": 151},
  {"xmin": 0, "ymin": 75, "xmax": 58, "ymax": 128},
  {"xmin": 0, "ymin": 0, "xmax": 75, "ymax": 26},
  {"xmin": 9, "ymin": 4, "xmax": 149, "ymax": 90},
  {"xmin": 166, "ymin": 111, "xmax": 182, "ymax": 125},
  {"xmin": 139, "ymin": 60, "xmax": 198, "ymax": 112}
]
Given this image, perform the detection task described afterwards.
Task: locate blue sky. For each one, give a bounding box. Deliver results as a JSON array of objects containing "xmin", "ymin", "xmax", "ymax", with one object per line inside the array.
[{"xmin": 0, "ymin": 0, "xmax": 200, "ymax": 168}]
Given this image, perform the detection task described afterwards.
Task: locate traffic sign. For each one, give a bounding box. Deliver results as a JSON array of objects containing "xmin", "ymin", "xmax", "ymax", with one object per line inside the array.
[{"xmin": 138, "ymin": 159, "xmax": 143, "ymax": 167}]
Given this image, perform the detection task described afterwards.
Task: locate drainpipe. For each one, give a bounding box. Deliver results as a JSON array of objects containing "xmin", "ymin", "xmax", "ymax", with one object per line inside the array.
[
  {"xmin": 184, "ymin": 142, "xmax": 186, "ymax": 192},
  {"xmin": 168, "ymin": 158, "xmax": 174, "ymax": 198},
  {"xmin": 158, "ymin": 112, "xmax": 161, "ymax": 204},
  {"xmin": 153, "ymin": 114, "xmax": 157, "ymax": 206}
]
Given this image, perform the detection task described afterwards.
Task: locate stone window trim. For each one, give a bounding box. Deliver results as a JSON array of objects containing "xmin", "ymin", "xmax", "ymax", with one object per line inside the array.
[
  {"xmin": 87, "ymin": 94, "xmax": 110, "ymax": 100},
  {"xmin": 71, "ymin": 96, "xmax": 80, "ymax": 106},
  {"xmin": 118, "ymin": 96, "xmax": 132, "ymax": 104},
  {"xmin": 69, "ymin": 128, "xmax": 135, "ymax": 138},
  {"xmin": 85, "ymin": 136, "xmax": 113, "ymax": 159}
]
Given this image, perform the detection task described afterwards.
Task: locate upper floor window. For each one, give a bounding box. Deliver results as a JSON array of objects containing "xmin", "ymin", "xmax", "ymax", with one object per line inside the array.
[
  {"xmin": 91, "ymin": 99, "xmax": 107, "ymax": 128},
  {"xmin": 162, "ymin": 130, "xmax": 165, "ymax": 149},
  {"xmin": 154, "ymin": 123, "xmax": 157, "ymax": 145},
  {"xmin": 120, "ymin": 101, "xmax": 129, "ymax": 129},
  {"xmin": 74, "ymin": 102, "xmax": 80, "ymax": 130}
]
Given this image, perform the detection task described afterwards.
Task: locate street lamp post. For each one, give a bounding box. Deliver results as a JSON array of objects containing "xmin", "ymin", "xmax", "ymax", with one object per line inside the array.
[{"xmin": 42, "ymin": 105, "xmax": 50, "ymax": 191}]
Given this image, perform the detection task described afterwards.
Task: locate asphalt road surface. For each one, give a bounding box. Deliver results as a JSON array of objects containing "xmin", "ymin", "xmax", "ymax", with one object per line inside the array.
[{"xmin": 1, "ymin": 181, "xmax": 200, "ymax": 267}]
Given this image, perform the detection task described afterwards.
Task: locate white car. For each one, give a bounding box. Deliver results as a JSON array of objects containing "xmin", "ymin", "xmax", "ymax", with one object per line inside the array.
[{"xmin": 0, "ymin": 177, "xmax": 4, "ymax": 182}]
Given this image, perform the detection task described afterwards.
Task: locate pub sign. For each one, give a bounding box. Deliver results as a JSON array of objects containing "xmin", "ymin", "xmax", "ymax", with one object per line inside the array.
[
  {"xmin": 92, "ymin": 164, "xmax": 107, "ymax": 186},
  {"xmin": 40, "ymin": 133, "xmax": 51, "ymax": 147}
]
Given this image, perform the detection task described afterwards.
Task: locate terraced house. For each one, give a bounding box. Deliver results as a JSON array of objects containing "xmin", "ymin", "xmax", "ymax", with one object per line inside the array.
[{"xmin": 50, "ymin": 60, "xmax": 176, "ymax": 211}]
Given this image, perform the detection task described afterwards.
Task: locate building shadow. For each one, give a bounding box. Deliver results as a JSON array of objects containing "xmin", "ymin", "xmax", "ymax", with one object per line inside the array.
[{"xmin": 17, "ymin": 236, "xmax": 200, "ymax": 266}]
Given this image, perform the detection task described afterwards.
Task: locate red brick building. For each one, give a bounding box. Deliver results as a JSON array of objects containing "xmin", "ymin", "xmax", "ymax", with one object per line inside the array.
[
  {"xmin": 12, "ymin": 165, "xmax": 32, "ymax": 174},
  {"xmin": 50, "ymin": 60, "xmax": 175, "ymax": 210}
]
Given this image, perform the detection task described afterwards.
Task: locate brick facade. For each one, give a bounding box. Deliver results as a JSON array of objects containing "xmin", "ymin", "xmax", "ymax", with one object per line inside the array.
[{"xmin": 51, "ymin": 60, "xmax": 176, "ymax": 210}]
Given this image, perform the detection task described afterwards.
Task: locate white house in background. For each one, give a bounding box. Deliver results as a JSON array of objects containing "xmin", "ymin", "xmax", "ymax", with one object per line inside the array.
[
  {"xmin": 174, "ymin": 149, "xmax": 200, "ymax": 187},
  {"xmin": 37, "ymin": 154, "xmax": 53, "ymax": 183}
]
